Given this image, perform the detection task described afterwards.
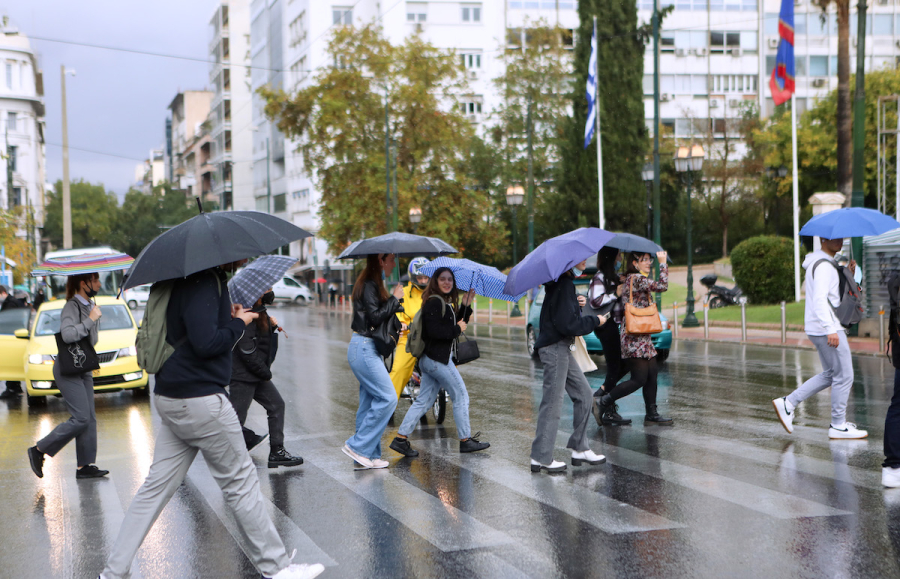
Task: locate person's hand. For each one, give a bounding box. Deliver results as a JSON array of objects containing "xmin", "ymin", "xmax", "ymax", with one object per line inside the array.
[
  {"xmin": 576, "ymin": 295, "xmax": 587, "ymax": 306},
  {"xmin": 89, "ymin": 305, "xmax": 102, "ymax": 321},
  {"xmin": 234, "ymin": 304, "xmax": 259, "ymax": 326},
  {"xmin": 848, "ymin": 259, "xmax": 857, "ymax": 275},
  {"xmin": 616, "ymin": 284, "xmax": 624, "ymax": 297},
  {"xmin": 232, "ymin": 303, "xmax": 242, "ymax": 317},
  {"xmin": 827, "ymin": 333, "xmax": 840, "ymax": 348},
  {"xmin": 392, "ymin": 284, "xmax": 404, "ymax": 299},
  {"xmin": 656, "ymin": 251, "xmax": 667, "ymax": 265},
  {"xmin": 462, "ymin": 289, "xmax": 476, "ymax": 306},
  {"xmin": 457, "ymin": 320, "xmax": 467, "ymax": 332},
  {"xmin": 269, "ymin": 315, "xmax": 278, "ymax": 327},
  {"xmin": 597, "ymin": 314, "xmax": 609, "ymax": 326},
  {"xmin": 400, "ymin": 323, "xmax": 408, "ymax": 332}
]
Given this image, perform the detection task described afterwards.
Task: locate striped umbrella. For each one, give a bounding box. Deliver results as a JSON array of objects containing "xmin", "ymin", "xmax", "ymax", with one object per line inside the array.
[
  {"xmin": 419, "ymin": 257, "xmax": 525, "ymax": 302},
  {"xmin": 31, "ymin": 252, "xmax": 134, "ymax": 276}
]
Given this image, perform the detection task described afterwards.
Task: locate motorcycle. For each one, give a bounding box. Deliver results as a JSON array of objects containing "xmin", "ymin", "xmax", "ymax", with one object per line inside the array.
[{"xmin": 700, "ymin": 274, "xmax": 742, "ymax": 308}]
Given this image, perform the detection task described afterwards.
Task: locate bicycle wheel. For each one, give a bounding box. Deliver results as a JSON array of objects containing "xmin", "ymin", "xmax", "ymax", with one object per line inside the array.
[{"xmin": 433, "ymin": 389, "xmax": 447, "ymax": 424}]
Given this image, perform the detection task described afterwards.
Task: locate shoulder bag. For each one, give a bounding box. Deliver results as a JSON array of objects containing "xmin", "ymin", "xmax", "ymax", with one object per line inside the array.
[
  {"xmin": 371, "ymin": 314, "xmax": 402, "ymax": 359},
  {"xmin": 55, "ymin": 302, "xmax": 101, "ymax": 376},
  {"xmin": 453, "ymin": 332, "xmax": 480, "ymax": 365},
  {"xmin": 623, "ymin": 276, "xmax": 662, "ymax": 335},
  {"xmin": 582, "ymin": 275, "xmax": 616, "ymax": 318}
]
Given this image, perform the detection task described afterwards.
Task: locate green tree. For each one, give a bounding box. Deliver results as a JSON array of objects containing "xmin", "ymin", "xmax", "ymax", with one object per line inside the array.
[
  {"xmin": 43, "ymin": 180, "xmax": 119, "ymax": 249},
  {"xmin": 260, "ymin": 24, "xmax": 508, "ymax": 263},
  {"xmin": 0, "ymin": 208, "xmax": 36, "ymax": 283},
  {"xmin": 110, "ymin": 183, "xmax": 196, "ymax": 258}
]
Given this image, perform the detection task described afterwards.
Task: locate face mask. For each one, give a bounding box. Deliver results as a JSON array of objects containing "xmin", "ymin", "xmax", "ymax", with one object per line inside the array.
[
  {"xmin": 615, "ymin": 259, "xmax": 622, "ymax": 269},
  {"xmin": 382, "ymin": 270, "xmax": 386, "ymax": 280},
  {"xmin": 84, "ymin": 283, "xmax": 98, "ymax": 299},
  {"xmin": 261, "ymin": 291, "xmax": 275, "ymax": 305},
  {"xmin": 572, "ymin": 267, "xmax": 583, "ymax": 277}
]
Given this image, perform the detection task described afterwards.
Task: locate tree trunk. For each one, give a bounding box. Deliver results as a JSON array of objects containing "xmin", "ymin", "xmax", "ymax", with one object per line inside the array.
[
  {"xmin": 836, "ymin": 0, "xmax": 853, "ymax": 202},
  {"xmin": 720, "ymin": 182, "xmax": 728, "ymax": 257}
]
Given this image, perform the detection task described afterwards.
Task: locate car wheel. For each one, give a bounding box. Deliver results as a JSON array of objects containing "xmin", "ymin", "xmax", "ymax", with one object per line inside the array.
[
  {"xmin": 133, "ymin": 385, "xmax": 149, "ymax": 397},
  {"xmin": 27, "ymin": 395, "xmax": 46, "ymax": 407},
  {"xmin": 708, "ymin": 296, "xmax": 726, "ymax": 309},
  {"xmin": 293, "ymin": 296, "xmax": 307, "ymax": 306},
  {"xmin": 526, "ymin": 326, "xmax": 538, "ymax": 359},
  {"xmin": 656, "ymin": 349, "xmax": 669, "ymax": 363},
  {"xmin": 127, "ymin": 300, "xmax": 138, "ymax": 309}
]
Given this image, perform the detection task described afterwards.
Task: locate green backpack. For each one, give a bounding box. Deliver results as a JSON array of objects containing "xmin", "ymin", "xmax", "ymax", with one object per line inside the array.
[
  {"xmin": 135, "ymin": 273, "xmax": 220, "ymax": 373},
  {"xmin": 405, "ymin": 295, "xmax": 446, "ymax": 358}
]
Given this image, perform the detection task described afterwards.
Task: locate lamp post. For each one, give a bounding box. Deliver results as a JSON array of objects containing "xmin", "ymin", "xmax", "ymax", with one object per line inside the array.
[
  {"xmin": 641, "ymin": 162, "xmax": 654, "ymax": 240},
  {"xmin": 409, "ymin": 206, "xmax": 422, "ymax": 233},
  {"xmin": 674, "ymin": 144, "xmax": 705, "ymax": 328},
  {"xmin": 60, "ymin": 66, "xmax": 76, "ymax": 249},
  {"xmin": 506, "ymin": 185, "xmax": 525, "ymax": 317}
]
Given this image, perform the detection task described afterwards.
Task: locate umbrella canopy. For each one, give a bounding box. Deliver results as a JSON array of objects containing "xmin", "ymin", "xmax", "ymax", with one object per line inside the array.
[
  {"xmin": 799, "ymin": 207, "xmax": 900, "ymax": 239},
  {"xmin": 606, "ymin": 232, "xmax": 663, "ymax": 255},
  {"xmin": 503, "ymin": 228, "xmax": 616, "ymax": 297},
  {"xmin": 228, "ymin": 255, "xmax": 298, "ymax": 309},
  {"xmin": 123, "ymin": 211, "xmax": 311, "ymax": 290},
  {"xmin": 420, "ymin": 257, "xmax": 526, "ymax": 302},
  {"xmin": 31, "ymin": 251, "xmax": 134, "ymax": 277},
  {"xmin": 337, "ymin": 232, "xmax": 457, "ymax": 259}
]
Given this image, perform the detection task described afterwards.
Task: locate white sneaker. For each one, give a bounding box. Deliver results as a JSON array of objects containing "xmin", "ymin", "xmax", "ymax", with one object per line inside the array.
[
  {"xmin": 828, "ymin": 422, "xmax": 868, "ymax": 439},
  {"xmin": 341, "ymin": 444, "xmax": 374, "ymax": 468},
  {"xmin": 772, "ymin": 398, "xmax": 794, "ymax": 434},
  {"xmin": 883, "ymin": 466, "xmax": 900, "ymax": 488},
  {"xmin": 371, "ymin": 458, "xmax": 389, "ymax": 469},
  {"xmin": 530, "ymin": 459, "xmax": 567, "ymax": 473},
  {"xmin": 571, "ymin": 449, "xmax": 606, "ymax": 466}
]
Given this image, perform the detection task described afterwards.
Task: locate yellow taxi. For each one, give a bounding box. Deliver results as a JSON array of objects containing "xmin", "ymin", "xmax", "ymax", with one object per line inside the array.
[{"xmin": 7, "ymin": 296, "xmax": 148, "ymax": 405}]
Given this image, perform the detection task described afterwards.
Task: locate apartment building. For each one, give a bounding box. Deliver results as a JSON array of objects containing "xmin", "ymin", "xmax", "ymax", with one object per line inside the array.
[{"xmin": 167, "ymin": 90, "xmax": 213, "ymax": 193}]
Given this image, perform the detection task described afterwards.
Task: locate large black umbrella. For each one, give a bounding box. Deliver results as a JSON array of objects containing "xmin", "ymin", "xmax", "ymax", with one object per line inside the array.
[
  {"xmin": 606, "ymin": 232, "xmax": 663, "ymax": 255},
  {"xmin": 337, "ymin": 232, "xmax": 457, "ymax": 259},
  {"xmin": 123, "ymin": 211, "xmax": 311, "ymax": 289}
]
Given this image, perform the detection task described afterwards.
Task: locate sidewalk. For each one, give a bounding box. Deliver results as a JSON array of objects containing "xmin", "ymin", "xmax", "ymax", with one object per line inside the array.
[{"xmin": 675, "ymin": 325, "xmax": 886, "ymax": 357}]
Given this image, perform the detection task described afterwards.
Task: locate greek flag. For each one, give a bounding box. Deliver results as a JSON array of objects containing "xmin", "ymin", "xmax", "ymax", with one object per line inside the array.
[{"xmin": 583, "ymin": 23, "xmax": 597, "ymax": 149}]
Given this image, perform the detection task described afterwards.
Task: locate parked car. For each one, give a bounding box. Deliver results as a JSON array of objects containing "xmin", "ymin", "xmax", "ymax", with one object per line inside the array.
[
  {"xmin": 525, "ymin": 276, "xmax": 672, "ymax": 363},
  {"xmin": 5, "ymin": 296, "xmax": 148, "ymax": 405},
  {"xmin": 272, "ymin": 276, "xmax": 315, "ymax": 305},
  {"xmin": 122, "ymin": 284, "xmax": 151, "ymax": 310}
]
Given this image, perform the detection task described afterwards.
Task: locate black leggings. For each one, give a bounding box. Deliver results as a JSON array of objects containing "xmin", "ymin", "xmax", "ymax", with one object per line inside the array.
[
  {"xmin": 607, "ymin": 357, "xmax": 658, "ymax": 408},
  {"xmin": 594, "ymin": 321, "xmax": 626, "ymax": 395}
]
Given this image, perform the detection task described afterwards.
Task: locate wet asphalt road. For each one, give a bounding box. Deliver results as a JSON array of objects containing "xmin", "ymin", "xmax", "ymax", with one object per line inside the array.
[{"xmin": 2, "ymin": 306, "xmax": 900, "ymax": 579}]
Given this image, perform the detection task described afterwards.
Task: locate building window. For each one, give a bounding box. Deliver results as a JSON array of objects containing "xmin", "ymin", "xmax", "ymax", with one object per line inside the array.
[
  {"xmin": 273, "ymin": 193, "xmax": 287, "ymax": 213},
  {"xmin": 461, "ymin": 4, "xmax": 481, "ymax": 23},
  {"xmin": 407, "ymin": 2, "xmax": 427, "ymax": 22},
  {"xmin": 809, "ymin": 55, "xmax": 828, "ymax": 77},
  {"xmin": 11, "ymin": 187, "xmax": 21, "ymax": 206},
  {"xmin": 256, "ymin": 196, "xmax": 269, "ymax": 212},
  {"xmin": 874, "ymin": 14, "xmax": 893, "ymax": 36},
  {"xmin": 289, "ymin": 11, "xmax": 307, "ymax": 45},
  {"xmin": 709, "ymin": 31, "xmax": 740, "ymax": 52},
  {"xmin": 460, "ymin": 53, "xmax": 482, "ymax": 69},
  {"xmin": 5, "ymin": 63, "xmax": 11, "ymax": 89},
  {"xmin": 7, "ymin": 145, "xmax": 16, "ymax": 171},
  {"xmin": 459, "ymin": 100, "xmax": 483, "ymax": 115},
  {"xmin": 332, "ymin": 7, "xmax": 352, "ymax": 26},
  {"xmin": 291, "ymin": 56, "xmax": 308, "ymax": 85},
  {"xmin": 660, "ymin": 33, "xmax": 675, "ymax": 51},
  {"xmin": 7, "ymin": 112, "xmax": 16, "ymax": 132}
]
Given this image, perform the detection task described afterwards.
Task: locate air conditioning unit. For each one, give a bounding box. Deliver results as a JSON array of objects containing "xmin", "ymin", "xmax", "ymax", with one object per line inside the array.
[
  {"xmin": 415, "ymin": 22, "xmax": 424, "ymax": 32},
  {"xmin": 660, "ymin": 93, "xmax": 673, "ymax": 102},
  {"xmin": 729, "ymin": 99, "xmax": 742, "ymax": 108},
  {"xmin": 812, "ymin": 78, "xmax": 827, "ymax": 87},
  {"xmin": 676, "ymin": 48, "xmax": 686, "ymax": 56},
  {"xmin": 709, "ymin": 98, "xmax": 720, "ymax": 108},
  {"xmin": 696, "ymin": 47, "xmax": 708, "ymax": 56},
  {"xmin": 730, "ymin": 48, "xmax": 742, "ymax": 57},
  {"xmin": 768, "ymin": 38, "xmax": 780, "ymax": 49},
  {"xmin": 468, "ymin": 70, "xmax": 478, "ymax": 79}
]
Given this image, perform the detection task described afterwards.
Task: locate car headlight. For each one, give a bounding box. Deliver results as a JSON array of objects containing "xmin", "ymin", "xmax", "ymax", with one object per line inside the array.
[
  {"xmin": 32, "ymin": 381, "xmax": 54, "ymax": 389},
  {"xmin": 117, "ymin": 346, "xmax": 137, "ymax": 357},
  {"xmin": 28, "ymin": 354, "xmax": 55, "ymax": 365},
  {"xmin": 123, "ymin": 372, "xmax": 143, "ymax": 381}
]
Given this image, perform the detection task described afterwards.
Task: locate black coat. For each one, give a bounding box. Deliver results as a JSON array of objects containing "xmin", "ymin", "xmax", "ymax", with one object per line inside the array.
[
  {"xmin": 421, "ymin": 296, "xmax": 472, "ymax": 365},
  {"xmin": 350, "ymin": 280, "xmax": 402, "ymax": 337},
  {"xmin": 533, "ymin": 275, "xmax": 600, "ymax": 351},
  {"xmin": 231, "ymin": 316, "xmax": 277, "ymax": 383},
  {"xmin": 0, "ymin": 294, "xmax": 24, "ymax": 311}
]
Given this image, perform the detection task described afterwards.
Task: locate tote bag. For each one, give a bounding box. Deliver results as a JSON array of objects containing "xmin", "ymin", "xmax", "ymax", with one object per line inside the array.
[
  {"xmin": 55, "ymin": 304, "xmax": 100, "ymax": 376},
  {"xmin": 623, "ymin": 276, "xmax": 662, "ymax": 335},
  {"xmin": 572, "ymin": 335, "xmax": 597, "ymax": 373}
]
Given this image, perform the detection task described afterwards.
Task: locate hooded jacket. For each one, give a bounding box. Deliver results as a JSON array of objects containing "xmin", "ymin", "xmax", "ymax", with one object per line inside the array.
[
  {"xmin": 533, "ymin": 274, "xmax": 600, "ymax": 351},
  {"xmin": 802, "ymin": 249, "xmax": 842, "ymax": 336}
]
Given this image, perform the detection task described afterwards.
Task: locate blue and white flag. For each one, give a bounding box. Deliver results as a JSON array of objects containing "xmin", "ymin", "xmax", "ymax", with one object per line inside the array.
[{"xmin": 583, "ymin": 23, "xmax": 598, "ymax": 149}]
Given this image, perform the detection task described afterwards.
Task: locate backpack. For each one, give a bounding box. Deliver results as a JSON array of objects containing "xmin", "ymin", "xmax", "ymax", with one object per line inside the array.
[
  {"xmin": 811, "ymin": 259, "xmax": 864, "ymax": 329},
  {"xmin": 405, "ymin": 295, "xmax": 446, "ymax": 358},
  {"xmin": 135, "ymin": 273, "xmax": 221, "ymax": 373}
]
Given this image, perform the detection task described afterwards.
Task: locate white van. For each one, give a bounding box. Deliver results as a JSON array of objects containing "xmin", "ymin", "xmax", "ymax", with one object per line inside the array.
[{"xmin": 272, "ymin": 276, "xmax": 315, "ymax": 305}]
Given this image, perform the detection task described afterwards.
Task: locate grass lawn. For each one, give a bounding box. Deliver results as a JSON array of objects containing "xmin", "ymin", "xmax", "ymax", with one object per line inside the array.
[{"xmin": 705, "ymin": 300, "xmax": 806, "ymax": 326}]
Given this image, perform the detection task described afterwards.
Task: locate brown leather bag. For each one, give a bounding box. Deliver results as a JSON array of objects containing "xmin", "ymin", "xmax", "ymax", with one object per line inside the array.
[{"xmin": 624, "ymin": 275, "xmax": 662, "ymax": 335}]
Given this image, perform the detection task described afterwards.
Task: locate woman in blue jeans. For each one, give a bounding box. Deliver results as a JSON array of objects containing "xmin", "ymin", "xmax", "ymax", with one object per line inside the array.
[
  {"xmin": 390, "ymin": 267, "xmax": 490, "ymax": 456},
  {"xmin": 343, "ymin": 253, "xmax": 405, "ymax": 469}
]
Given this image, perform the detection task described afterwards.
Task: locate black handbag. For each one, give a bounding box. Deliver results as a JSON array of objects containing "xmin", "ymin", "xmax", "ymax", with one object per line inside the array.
[
  {"xmin": 55, "ymin": 304, "xmax": 100, "ymax": 376},
  {"xmin": 453, "ymin": 332, "xmax": 480, "ymax": 365},
  {"xmin": 370, "ymin": 315, "xmax": 402, "ymax": 359},
  {"xmin": 583, "ymin": 275, "xmax": 616, "ymax": 317}
]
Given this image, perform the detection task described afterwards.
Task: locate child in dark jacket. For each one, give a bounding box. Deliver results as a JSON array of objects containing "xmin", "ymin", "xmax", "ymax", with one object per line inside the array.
[{"xmin": 229, "ymin": 290, "xmax": 303, "ymax": 468}]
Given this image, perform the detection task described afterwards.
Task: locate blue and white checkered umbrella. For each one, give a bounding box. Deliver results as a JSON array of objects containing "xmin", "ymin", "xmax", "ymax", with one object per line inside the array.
[
  {"xmin": 420, "ymin": 257, "xmax": 525, "ymax": 302},
  {"xmin": 228, "ymin": 255, "xmax": 297, "ymax": 309}
]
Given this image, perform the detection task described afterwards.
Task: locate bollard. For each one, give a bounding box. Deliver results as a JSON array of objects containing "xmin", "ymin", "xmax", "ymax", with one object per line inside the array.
[
  {"xmin": 488, "ymin": 298, "xmax": 493, "ymax": 325},
  {"xmin": 880, "ymin": 305, "xmax": 886, "ymax": 353},
  {"xmin": 473, "ymin": 299, "xmax": 478, "ymax": 324},
  {"xmin": 672, "ymin": 302, "xmax": 678, "ymax": 340},
  {"xmin": 780, "ymin": 301, "xmax": 786, "ymax": 344},
  {"xmin": 524, "ymin": 297, "xmax": 529, "ymax": 324},
  {"xmin": 506, "ymin": 300, "xmax": 511, "ymax": 324},
  {"xmin": 703, "ymin": 302, "xmax": 709, "ymax": 339},
  {"xmin": 740, "ymin": 300, "xmax": 747, "ymax": 341}
]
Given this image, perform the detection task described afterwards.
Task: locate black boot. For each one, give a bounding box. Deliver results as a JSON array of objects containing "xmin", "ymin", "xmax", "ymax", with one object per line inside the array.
[
  {"xmin": 644, "ymin": 405, "xmax": 673, "ymax": 425},
  {"xmin": 601, "ymin": 402, "xmax": 632, "ymax": 426},
  {"xmin": 268, "ymin": 446, "xmax": 304, "ymax": 468}
]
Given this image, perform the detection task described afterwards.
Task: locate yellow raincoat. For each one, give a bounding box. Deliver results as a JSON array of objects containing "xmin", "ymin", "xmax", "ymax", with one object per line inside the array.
[{"xmin": 389, "ymin": 282, "xmax": 424, "ymax": 398}]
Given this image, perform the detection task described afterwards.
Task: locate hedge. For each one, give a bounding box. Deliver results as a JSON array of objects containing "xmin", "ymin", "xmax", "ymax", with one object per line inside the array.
[{"xmin": 731, "ymin": 236, "xmax": 803, "ymax": 304}]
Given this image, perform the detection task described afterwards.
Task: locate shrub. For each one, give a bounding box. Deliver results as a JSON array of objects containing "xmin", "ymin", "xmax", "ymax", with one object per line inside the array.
[{"xmin": 731, "ymin": 236, "xmax": 803, "ymax": 304}]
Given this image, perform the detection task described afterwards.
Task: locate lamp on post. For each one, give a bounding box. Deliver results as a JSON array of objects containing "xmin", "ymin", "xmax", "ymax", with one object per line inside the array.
[
  {"xmin": 674, "ymin": 144, "xmax": 705, "ymax": 328},
  {"xmin": 641, "ymin": 162, "xmax": 654, "ymax": 240},
  {"xmin": 506, "ymin": 184, "xmax": 525, "ymax": 317},
  {"xmin": 409, "ymin": 206, "xmax": 422, "ymax": 233}
]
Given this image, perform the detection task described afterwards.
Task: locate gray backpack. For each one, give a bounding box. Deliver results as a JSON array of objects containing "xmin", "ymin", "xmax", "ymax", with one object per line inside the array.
[
  {"xmin": 405, "ymin": 295, "xmax": 446, "ymax": 358},
  {"xmin": 811, "ymin": 259, "xmax": 863, "ymax": 329}
]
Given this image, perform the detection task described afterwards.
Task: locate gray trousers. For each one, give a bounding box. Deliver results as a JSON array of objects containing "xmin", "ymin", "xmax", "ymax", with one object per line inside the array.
[
  {"xmin": 787, "ymin": 332, "xmax": 854, "ymax": 425},
  {"xmin": 102, "ymin": 393, "xmax": 290, "ymax": 579},
  {"xmin": 531, "ymin": 340, "xmax": 593, "ymax": 464},
  {"xmin": 37, "ymin": 365, "xmax": 96, "ymax": 467}
]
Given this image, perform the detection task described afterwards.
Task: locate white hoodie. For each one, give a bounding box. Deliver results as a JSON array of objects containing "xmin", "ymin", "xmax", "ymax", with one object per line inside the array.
[{"xmin": 802, "ymin": 249, "xmax": 842, "ymax": 336}]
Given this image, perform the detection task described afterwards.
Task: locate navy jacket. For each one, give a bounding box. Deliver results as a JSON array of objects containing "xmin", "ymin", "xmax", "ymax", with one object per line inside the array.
[
  {"xmin": 533, "ymin": 275, "xmax": 600, "ymax": 351},
  {"xmin": 154, "ymin": 269, "xmax": 246, "ymax": 398}
]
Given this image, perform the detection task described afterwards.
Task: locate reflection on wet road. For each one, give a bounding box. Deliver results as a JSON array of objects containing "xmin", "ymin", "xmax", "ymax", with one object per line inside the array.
[{"xmin": 2, "ymin": 307, "xmax": 900, "ymax": 578}]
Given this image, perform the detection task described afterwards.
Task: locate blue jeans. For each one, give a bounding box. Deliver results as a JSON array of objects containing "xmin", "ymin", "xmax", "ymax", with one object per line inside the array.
[
  {"xmin": 345, "ymin": 334, "xmax": 398, "ymax": 459},
  {"xmin": 398, "ymin": 355, "xmax": 471, "ymax": 440}
]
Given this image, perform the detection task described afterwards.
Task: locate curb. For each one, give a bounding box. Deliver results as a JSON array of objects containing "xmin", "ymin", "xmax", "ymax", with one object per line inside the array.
[{"xmin": 675, "ymin": 335, "xmax": 886, "ymax": 358}]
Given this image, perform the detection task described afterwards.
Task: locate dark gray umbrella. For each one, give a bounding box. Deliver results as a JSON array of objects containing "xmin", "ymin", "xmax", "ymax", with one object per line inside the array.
[
  {"xmin": 123, "ymin": 211, "xmax": 311, "ymax": 289},
  {"xmin": 337, "ymin": 232, "xmax": 457, "ymax": 259},
  {"xmin": 606, "ymin": 232, "xmax": 663, "ymax": 255}
]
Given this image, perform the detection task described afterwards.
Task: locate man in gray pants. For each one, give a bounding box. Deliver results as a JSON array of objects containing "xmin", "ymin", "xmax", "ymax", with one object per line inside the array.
[{"xmin": 773, "ymin": 237, "xmax": 868, "ymax": 439}]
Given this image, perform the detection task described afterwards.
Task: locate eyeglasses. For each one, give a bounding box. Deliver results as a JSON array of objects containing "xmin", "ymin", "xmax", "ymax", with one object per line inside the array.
[{"xmin": 638, "ymin": 257, "xmax": 653, "ymax": 263}]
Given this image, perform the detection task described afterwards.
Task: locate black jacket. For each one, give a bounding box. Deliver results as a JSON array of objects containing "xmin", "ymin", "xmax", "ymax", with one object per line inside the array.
[
  {"xmin": 0, "ymin": 294, "xmax": 24, "ymax": 311},
  {"xmin": 422, "ymin": 296, "xmax": 472, "ymax": 365},
  {"xmin": 533, "ymin": 275, "xmax": 600, "ymax": 351},
  {"xmin": 351, "ymin": 280, "xmax": 403, "ymax": 337},
  {"xmin": 155, "ymin": 269, "xmax": 246, "ymax": 398},
  {"xmin": 231, "ymin": 316, "xmax": 277, "ymax": 383}
]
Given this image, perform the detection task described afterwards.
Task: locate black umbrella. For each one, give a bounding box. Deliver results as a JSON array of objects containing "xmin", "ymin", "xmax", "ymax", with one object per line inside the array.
[
  {"xmin": 123, "ymin": 211, "xmax": 311, "ymax": 290},
  {"xmin": 606, "ymin": 232, "xmax": 664, "ymax": 255},
  {"xmin": 337, "ymin": 232, "xmax": 457, "ymax": 260}
]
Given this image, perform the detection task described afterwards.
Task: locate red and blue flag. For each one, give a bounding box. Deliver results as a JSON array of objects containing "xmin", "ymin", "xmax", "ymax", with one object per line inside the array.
[{"xmin": 769, "ymin": 0, "xmax": 795, "ymax": 106}]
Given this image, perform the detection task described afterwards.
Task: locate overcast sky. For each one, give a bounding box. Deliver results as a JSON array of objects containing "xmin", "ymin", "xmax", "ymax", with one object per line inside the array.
[{"xmin": 2, "ymin": 1, "xmax": 217, "ymax": 200}]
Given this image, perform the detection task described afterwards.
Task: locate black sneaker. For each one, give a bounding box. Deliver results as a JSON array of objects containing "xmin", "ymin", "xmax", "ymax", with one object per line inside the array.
[
  {"xmin": 268, "ymin": 446, "xmax": 304, "ymax": 468},
  {"xmin": 27, "ymin": 446, "xmax": 44, "ymax": 478},
  {"xmin": 460, "ymin": 433, "xmax": 490, "ymax": 453},
  {"xmin": 644, "ymin": 405, "xmax": 673, "ymax": 425},
  {"xmin": 76, "ymin": 464, "xmax": 109, "ymax": 479},
  {"xmin": 245, "ymin": 432, "xmax": 269, "ymax": 451},
  {"xmin": 389, "ymin": 437, "xmax": 419, "ymax": 457}
]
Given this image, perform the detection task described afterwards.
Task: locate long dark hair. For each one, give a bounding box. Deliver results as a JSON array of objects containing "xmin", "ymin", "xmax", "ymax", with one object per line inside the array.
[
  {"xmin": 421, "ymin": 267, "xmax": 459, "ymax": 309},
  {"xmin": 66, "ymin": 272, "xmax": 99, "ymax": 301},
  {"xmin": 625, "ymin": 252, "xmax": 651, "ymax": 275},
  {"xmin": 596, "ymin": 247, "xmax": 620, "ymax": 290},
  {"xmin": 352, "ymin": 254, "xmax": 390, "ymax": 302}
]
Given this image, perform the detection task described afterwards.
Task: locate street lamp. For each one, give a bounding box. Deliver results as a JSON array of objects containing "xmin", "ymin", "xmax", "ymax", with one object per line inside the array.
[
  {"xmin": 641, "ymin": 162, "xmax": 654, "ymax": 239},
  {"xmin": 60, "ymin": 66, "xmax": 76, "ymax": 248},
  {"xmin": 674, "ymin": 144, "xmax": 705, "ymax": 328},
  {"xmin": 506, "ymin": 185, "xmax": 525, "ymax": 317},
  {"xmin": 409, "ymin": 206, "xmax": 422, "ymax": 233}
]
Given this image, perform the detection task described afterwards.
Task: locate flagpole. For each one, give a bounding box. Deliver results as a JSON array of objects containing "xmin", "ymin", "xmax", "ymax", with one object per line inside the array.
[
  {"xmin": 791, "ymin": 93, "xmax": 801, "ymax": 302},
  {"xmin": 593, "ymin": 17, "xmax": 604, "ymax": 230}
]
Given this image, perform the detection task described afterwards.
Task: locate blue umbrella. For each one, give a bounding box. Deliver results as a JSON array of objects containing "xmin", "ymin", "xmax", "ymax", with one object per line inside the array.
[
  {"xmin": 799, "ymin": 207, "xmax": 900, "ymax": 239},
  {"xmin": 419, "ymin": 257, "xmax": 526, "ymax": 302},
  {"xmin": 503, "ymin": 227, "xmax": 616, "ymax": 297},
  {"xmin": 228, "ymin": 255, "xmax": 298, "ymax": 309}
]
